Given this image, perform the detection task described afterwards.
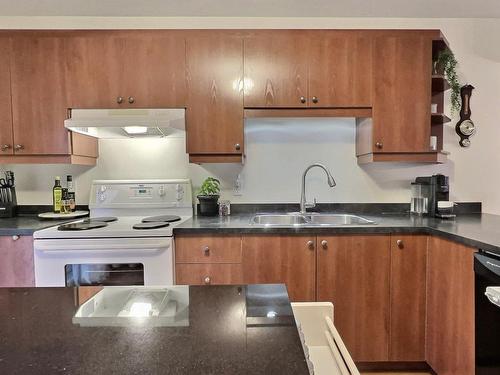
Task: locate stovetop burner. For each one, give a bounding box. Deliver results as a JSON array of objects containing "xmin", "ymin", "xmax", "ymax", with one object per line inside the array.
[
  {"xmin": 141, "ymin": 215, "xmax": 181, "ymax": 223},
  {"xmin": 58, "ymin": 222, "xmax": 108, "ymax": 231},
  {"xmin": 133, "ymin": 222, "xmax": 170, "ymax": 230},
  {"xmin": 82, "ymin": 217, "xmax": 118, "ymax": 223}
]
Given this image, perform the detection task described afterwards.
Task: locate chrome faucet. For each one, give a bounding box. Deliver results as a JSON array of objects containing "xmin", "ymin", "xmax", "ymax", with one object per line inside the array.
[{"xmin": 299, "ymin": 163, "xmax": 336, "ymax": 214}]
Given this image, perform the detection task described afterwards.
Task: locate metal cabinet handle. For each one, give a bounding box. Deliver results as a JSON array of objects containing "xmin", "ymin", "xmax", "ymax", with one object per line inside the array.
[
  {"xmin": 300, "ymin": 96, "xmax": 307, "ymax": 104},
  {"xmin": 375, "ymin": 142, "xmax": 383, "ymax": 149},
  {"xmin": 128, "ymin": 96, "xmax": 135, "ymax": 104},
  {"xmin": 1, "ymin": 144, "xmax": 11, "ymax": 152},
  {"xmin": 14, "ymin": 144, "xmax": 24, "ymax": 151},
  {"xmin": 396, "ymin": 240, "xmax": 404, "ymax": 249},
  {"xmin": 321, "ymin": 240, "xmax": 328, "ymax": 249},
  {"xmin": 116, "ymin": 96, "xmax": 124, "ymax": 104},
  {"xmin": 203, "ymin": 276, "xmax": 211, "ymax": 285},
  {"xmin": 306, "ymin": 240, "xmax": 315, "ymax": 250},
  {"xmin": 203, "ymin": 246, "xmax": 210, "ymax": 256},
  {"xmin": 12, "ymin": 235, "xmax": 20, "ymax": 241},
  {"xmin": 235, "ymin": 143, "xmax": 241, "ymax": 151},
  {"xmin": 312, "ymin": 96, "xmax": 319, "ymax": 104}
]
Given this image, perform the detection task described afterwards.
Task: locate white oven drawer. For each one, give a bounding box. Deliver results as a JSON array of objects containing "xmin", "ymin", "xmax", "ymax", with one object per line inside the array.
[{"xmin": 291, "ymin": 302, "xmax": 359, "ymax": 375}]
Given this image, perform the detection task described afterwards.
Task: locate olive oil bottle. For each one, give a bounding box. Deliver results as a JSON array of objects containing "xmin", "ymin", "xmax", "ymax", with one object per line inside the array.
[{"xmin": 52, "ymin": 177, "xmax": 63, "ymax": 213}]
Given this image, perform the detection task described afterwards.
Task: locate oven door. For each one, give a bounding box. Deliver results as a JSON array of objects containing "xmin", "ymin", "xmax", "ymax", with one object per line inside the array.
[{"xmin": 34, "ymin": 237, "xmax": 173, "ymax": 287}]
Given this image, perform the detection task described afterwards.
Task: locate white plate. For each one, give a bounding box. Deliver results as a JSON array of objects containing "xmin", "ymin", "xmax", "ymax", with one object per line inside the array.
[{"xmin": 38, "ymin": 210, "xmax": 89, "ymax": 219}]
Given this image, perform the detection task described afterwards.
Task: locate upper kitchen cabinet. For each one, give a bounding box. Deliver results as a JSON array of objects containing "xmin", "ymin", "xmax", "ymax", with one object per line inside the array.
[
  {"xmin": 356, "ymin": 31, "xmax": 447, "ymax": 163},
  {"xmin": 66, "ymin": 31, "xmax": 186, "ymax": 109},
  {"xmin": 0, "ymin": 37, "xmax": 13, "ymax": 155},
  {"xmin": 185, "ymin": 33, "xmax": 244, "ymax": 163},
  {"xmin": 10, "ymin": 35, "xmax": 71, "ymax": 155},
  {"xmin": 308, "ymin": 30, "xmax": 372, "ymax": 108},
  {"xmin": 244, "ymin": 31, "xmax": 309, "ymax": 107}
]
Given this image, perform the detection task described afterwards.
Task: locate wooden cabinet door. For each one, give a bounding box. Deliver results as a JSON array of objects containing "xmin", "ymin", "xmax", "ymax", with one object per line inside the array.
[
  {"xmin": 10, "ymin": 36, "xmax": 70, "ymax": 155},
  {"xmin": 426, "ymin": 237, "xmax": 475, "ymax": 374},
  {"xmin": 0, "ymin": 236, "xmax": 35, "ymax": 287},
  {"xmin": 186, "ymin": 34, "xmax": 244, "ymax": 155},
  {"xmin": 0, "ymin": 37, "xmax": 14, "ymax": 155},
  {"xmin": 67, "ymin": 32, "xmax": 185, "ymax": 109},
  {"xmin": 372, "ymin": 35, "xmax": 432, "ymax": 153},
  {"xmin": 308, "ymin": 31, "xmax": 372, "ymax": 107},
  {"xmin": 317, "ymin": 235, "xmax": 391, "ymax": 361},
  {"xmin": 241, "ymin": 235, "xmax": 316, "ymax": 302},
  {"xmin": 244, "ymin": 31, "xmax": 309, "ymax": 107},
  {"xmin": 389, "ymin": 234, "xmax": 427, "ymax": 361},
  {"xmin": 176, "ymin": 264, "xmax": 243, "ymax": 285}
]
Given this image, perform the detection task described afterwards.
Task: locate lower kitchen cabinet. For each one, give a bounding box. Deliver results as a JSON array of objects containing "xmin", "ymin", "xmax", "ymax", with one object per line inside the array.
[
  {"xmin": 389, "ymin": 234, "xmax": 428, "ymax": 361},
  {"xmin": 317, "ymin": 235, "xmax": 391, "ymax": 362},
  {"xmin": 0, "ymin": 235, "xmax": 35, "ymax": 287},
  {"xmin": 241, "ymin": 235, "xmax": 316, "ymax": 302},
  {"xmin": 426, "ymin": 236, "xmax": 475, "ymax": 374}
]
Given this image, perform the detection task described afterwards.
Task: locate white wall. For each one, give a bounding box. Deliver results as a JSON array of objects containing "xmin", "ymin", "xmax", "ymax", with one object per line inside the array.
[{"xmin": 1, "ymin": 17, "xmax": 499, "ymax": 212}]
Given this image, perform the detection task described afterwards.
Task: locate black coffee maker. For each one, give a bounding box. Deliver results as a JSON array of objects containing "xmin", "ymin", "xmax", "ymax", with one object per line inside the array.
[{"xmin": 411, "ymin": 174, "xmax": 455, "ymax": 218}]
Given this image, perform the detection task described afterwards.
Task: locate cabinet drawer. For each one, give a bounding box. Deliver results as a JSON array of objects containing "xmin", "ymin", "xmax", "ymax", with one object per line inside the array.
[
  {"xmin": 175, "ymin": 235, "xmax": 242, "ymax": 263},
  {"xmin": 175, "ymin": 263, "xmax": 243, "ymax": 285}
]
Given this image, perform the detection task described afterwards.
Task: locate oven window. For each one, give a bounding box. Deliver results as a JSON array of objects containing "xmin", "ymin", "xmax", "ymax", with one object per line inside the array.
[{"xmin": 65, "ymin": 263, "xmax": 145, "ymax": 286}]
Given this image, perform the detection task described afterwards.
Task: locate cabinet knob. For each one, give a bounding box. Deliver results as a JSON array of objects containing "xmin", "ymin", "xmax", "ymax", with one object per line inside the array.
[
  {"xmin": 12, "ymin": 235, "xmax": 19, "ymax": 241},
  {"xmin": 116, "ymin": 96, "xmax": 124, "ymax": 104},
  {"xmin": 14, "ymin": 144, "xmax": 24, "ymax": 151},
  {"xmin": 235, "ymin": 143, "xmax": 241, "ymax": 151},
  {"xmin": 321, "ymin": 240, "xmax": 328, "ymax": 249},
  {"xmin": 300, "ymin": 96, "xmax": 307, "ymax": 104},
  {"xmin": 203, "ymin": 246, "xmax": 210, "ymax": 256},
  {"xmin": 128, "ymin": 96, "xmax": 135, "ymax": 104},
  {"xmin": 312, "ymin": 96, "xmax": 319, "ymax": 104},
  {"xmin": 1, "ymin": 144, "xmax": 11, "ymax": 152},
  {"xmin": 203, "ymin": 276, "xmax": 211, "ymax": 285},
  {"xmin": 306, "ymin": 240, "xmax": 315, "ymax": 250},
  {"xmin": 396, "ymin": 240, "xmax": 404, "ymax": 249},
  {"xmin": 375, "ymin": 142, "xmax": 383, "ymax": 149}
]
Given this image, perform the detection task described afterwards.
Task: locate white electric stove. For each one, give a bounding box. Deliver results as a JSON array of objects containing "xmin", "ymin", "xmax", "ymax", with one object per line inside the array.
[{"xmin": 33, "ymin": 179, "xmax": 193, "ymax": 287}]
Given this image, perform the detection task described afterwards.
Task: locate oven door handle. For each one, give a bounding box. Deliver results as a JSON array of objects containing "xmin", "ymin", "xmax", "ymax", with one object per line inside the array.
[{"xmin": 35, "ymin": 240, "xmax": 170, "ymax": 252}]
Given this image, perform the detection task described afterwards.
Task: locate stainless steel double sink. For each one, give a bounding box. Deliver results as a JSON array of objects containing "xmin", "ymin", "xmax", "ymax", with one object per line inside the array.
[{"xmin": 250, "ymin": 213, "xmax": 375, "ymax": 227}]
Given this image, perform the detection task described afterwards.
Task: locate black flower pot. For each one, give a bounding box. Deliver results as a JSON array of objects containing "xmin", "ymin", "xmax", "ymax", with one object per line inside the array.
[{"xmin": 197, "ymin": 195, "xmax": 220, "ymax": 216}]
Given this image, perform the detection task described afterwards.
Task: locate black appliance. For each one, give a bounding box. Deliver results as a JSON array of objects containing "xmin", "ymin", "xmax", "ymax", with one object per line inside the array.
[
  {"xmin": 475, "ymin": 251, "xmax": 500, "ymax": 374},
  {"xmin": 413, "ymin": 174, "xmax": 454, "ymax": 218}
]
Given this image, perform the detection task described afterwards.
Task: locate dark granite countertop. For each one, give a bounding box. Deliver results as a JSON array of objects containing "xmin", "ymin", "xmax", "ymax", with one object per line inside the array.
[
  {"xmin": 0, "ymin": 284, "xmax": 308, "ymax": 375},
  {"xmin": 173, "ymin": 212, "xmax": 500, "ymax": 256},
  {"xmin": 0, "ymin": 215, "xmax": 80, "ymax": 236}
]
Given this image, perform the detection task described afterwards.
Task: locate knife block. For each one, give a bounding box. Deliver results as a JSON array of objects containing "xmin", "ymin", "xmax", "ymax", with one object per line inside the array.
[{"xmin": 0, "ymin": 187, "xmax": 18, "ymax": 218}]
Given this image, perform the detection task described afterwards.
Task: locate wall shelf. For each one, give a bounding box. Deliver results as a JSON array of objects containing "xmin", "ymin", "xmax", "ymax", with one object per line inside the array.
[
  {"xmin": 431, "ymin": 113, "xmax": 452, "ymax": 125},
  {"xmin": 432, "ymin": 75, "xmax": 450, "ymax": 93}
]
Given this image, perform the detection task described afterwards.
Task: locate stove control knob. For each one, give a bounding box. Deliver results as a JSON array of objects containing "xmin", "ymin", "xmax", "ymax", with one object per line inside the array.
[
  {"xmin": 158, "ymin": 185, "xmax": 166, "ymax": 197},
  {"xmin": 175, "ymin": 184, "xmax": 184, "ymax": 201}
]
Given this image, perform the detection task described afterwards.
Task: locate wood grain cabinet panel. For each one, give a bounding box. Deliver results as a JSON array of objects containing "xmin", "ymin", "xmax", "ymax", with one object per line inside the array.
[
  {"xmin": 67, "ymin": 32, "xmax": 185, "ymax": 109},
  {"xmin": 317, "ymin": 235, "xmax": 391, "ymax": 362},
  {"xmin": 176, "ymin": 263, "xmax": 243, "ymax": 285},
  {"xmin": 241, "ymin": 235, "xmax": 316, "ymax": 302},
  {"xmin": 175, "ymin": 235, "xmax": 242, "ymax": 263},
  {"xmin": 308, "ymin": 31, "xmax": 372, "ymax": 107},
  {"xmin": 0, "ymin": 236, "xmax": 35, "ymax": 287},
  {"xmin": 186, "ymin": 34, "xmax": 244, "ymax": 155},
  {"xmin": 426, "ymin": 237, "xmax": 475, "ymax": 375},
  {"xmin": 10, "ymin": 36, "xmax": 71, "ymax": 155},
  {"xmin": 244, "ymin": 31, "xmax": 309, "ymax": 107},
  {"xmin": 389, "ymin": 234, "xmax": 428, "ymax": 361},
  {"xmin": 0, "ymin": 37, "xmax": 13, "ymax": 155},
  {"xmin": 372, "ymin": 35, "xmax": 432, "ymax": 153}
]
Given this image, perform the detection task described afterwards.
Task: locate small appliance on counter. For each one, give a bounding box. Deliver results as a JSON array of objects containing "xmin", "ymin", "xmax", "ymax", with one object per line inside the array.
[
  {"xmin": 410, "ymin": 174, "xmax": 455, "ymax": 218},
  {"xmin": 0, "ymin": 171, "xmax": 17, "ymax": 218}
]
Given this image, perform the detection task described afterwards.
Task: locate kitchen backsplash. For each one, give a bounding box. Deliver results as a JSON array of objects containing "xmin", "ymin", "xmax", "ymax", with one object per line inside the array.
[{"xmin": 3, "ymin": 118, "xmax": 454, "ymax": 206}]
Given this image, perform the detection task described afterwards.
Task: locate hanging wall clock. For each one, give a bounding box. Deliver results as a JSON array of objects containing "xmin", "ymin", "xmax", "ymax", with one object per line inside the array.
[{"xmin": 456, "ymin": 84, "xmax": 476, "ymax": 147}]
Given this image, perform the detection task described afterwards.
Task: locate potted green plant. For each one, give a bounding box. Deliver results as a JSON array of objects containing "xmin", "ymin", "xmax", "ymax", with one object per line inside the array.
[
  {"xmin": 197, "ymin": 177, "xmax": 221, "ymax": 216},
  {"xmin": 434, "ymin": 48, "xmax": 461, "ymax": 114}
]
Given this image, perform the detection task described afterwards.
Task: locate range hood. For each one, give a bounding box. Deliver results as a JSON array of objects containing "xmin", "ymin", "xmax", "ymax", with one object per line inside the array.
[{"xmin": 64, "ymin": 109, "xmax": 186, "ymax": 139}]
